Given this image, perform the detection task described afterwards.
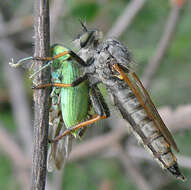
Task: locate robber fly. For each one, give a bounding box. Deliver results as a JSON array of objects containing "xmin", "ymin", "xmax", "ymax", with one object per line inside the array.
[
  {"xmin": 42, "ymin": 24, "xmax": 184, "ymax": 180},
  {"xmin": 71, "ymin": 24, "xmax": 185, "ymax": 180}
]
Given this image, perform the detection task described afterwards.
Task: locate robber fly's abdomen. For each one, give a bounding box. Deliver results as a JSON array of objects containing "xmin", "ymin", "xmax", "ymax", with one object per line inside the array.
[{"xmin": 113, "ymin": 86, "xmax": 177, "ymax": 170}]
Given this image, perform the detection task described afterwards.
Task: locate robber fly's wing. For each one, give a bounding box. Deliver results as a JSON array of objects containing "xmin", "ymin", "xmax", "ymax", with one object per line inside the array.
[
  {"xmin": 126, "ymin": 71, "xmax": 179, "ymax": 152},
  {"xmin": 48, "ymin": 111, "xmax": 73, "ymax": 171},
  {"xmin": 108, "ymin": 44, "xmax": 179, "ymax": 151},
  {"xmin": 47, "ymin": 126, "xmax": 73, "ymax": 171}
]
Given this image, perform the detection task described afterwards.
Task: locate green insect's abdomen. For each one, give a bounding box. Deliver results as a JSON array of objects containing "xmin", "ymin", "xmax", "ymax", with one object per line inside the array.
[{"xmin": 61, "ymin": 59, "xmax": 89, "ymax": 134}]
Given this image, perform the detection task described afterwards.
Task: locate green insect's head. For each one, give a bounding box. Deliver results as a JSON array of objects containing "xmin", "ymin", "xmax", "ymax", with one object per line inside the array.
[
  {"xmin": 73, "ymin": 22, "xmax": 103, "ymax": 49},
  {"xmin": 50, "ymin": 44, "xmax": 70, "ymax": 66}
]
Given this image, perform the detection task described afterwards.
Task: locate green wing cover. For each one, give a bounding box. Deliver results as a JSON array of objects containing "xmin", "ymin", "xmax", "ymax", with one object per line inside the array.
[{"xmin": 61, "ymin": 59, "xmax": 89, "ymax": 131}]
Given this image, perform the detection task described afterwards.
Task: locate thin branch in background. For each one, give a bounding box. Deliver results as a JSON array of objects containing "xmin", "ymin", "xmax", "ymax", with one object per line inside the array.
[
  {"xmin": 0, "ymin": 121, "xmax": 30, "ymax": 189},
  {"xmin": 159, "ymin": 105, "xmax": 191, "ymax": 132},
  {"xmin": 2, "ymin": 48, "xmax": 33, "ymax": 155},
  {"xmin": 70, "ymin": 127, "xmax": 127, "ymax": 162},
  {"xmin": 0, "ymin": 14, "xmax": 33, "ymax": 156},
  {"xmin": 116, "ymin": 144, "xmax": 152, "ymax": 190},
  {"xmin": 0, "ymin": 16, "xmax": 33, "ymax": 39},
  {"xmin": 142, "ymin": 0, "xmax": 186, "ymax": 89},
  {"xmin": 69, "ymin": 105, "xmax": 191, "ymax": 168},
  {"xmin": 31, "ymin": 0, "xmax": 50, "ymax": 189},
  {"xmin": 50, "ymin": 0, "xmax": 65, "ymax": 37},
  {"xmin": 127, "ymin": 146, "xmax": 191, "ymax": 169},
  {"xmin": 106, "ymin": 0, "xmax": 146, "ymax": 38},
  {"xmin": 70, "ymin": 130, "xmax": 191, "ymax": 169}
]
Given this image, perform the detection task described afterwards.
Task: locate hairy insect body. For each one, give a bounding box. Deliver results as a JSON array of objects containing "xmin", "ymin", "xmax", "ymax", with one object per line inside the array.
[
  {"xmin": 109, "ymin": 82, "xmax": 179, "ymax": 175},
  {"xmin": 95, "ymin": 39, "xmax": 183, "ymax": 179},
  {"xmin": 77, "ymin": 33, "xmax": 184, "ymax": 179}
]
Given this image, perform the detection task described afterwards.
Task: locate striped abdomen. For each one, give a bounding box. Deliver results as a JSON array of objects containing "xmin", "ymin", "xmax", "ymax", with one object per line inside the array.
[{"xmin": 112, "ymin": 86, "xmax": 183, "ymax": 178}]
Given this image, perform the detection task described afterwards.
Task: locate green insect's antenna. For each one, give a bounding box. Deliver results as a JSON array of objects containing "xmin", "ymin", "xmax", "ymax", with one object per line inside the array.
[
  {"xmin": 9, "ymin": 56, "xmax": 33, "ymax": 68},
  {"xmin": 79, "ymin": 19, "xmax": 88, "ymax": 32},
  {"xmin": 29, "ymin": 60, "xmax": 52, "ymax": 79}
]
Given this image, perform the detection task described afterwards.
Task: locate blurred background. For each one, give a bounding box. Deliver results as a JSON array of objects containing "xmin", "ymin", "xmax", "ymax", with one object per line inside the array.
[{"xmin": 0, "ymin": 0, "xmax": 191, "ymax": 189}]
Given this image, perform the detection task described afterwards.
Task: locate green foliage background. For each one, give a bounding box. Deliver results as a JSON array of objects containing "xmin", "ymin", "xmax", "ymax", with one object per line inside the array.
[{"xmin": 0, "ymin": 0, "xmax": 191, "ymax": 189}]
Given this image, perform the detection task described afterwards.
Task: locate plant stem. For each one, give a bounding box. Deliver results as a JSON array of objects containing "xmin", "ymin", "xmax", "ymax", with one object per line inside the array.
[{"xmin": 31, "ymin": 0, "xmax": 50, "ymax": 189}]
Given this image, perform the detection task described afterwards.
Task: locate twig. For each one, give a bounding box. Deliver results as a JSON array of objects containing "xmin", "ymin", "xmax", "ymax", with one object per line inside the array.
[
  {"xmin": 70, "ymin": 127, "xmax": 127, "ymax": 161},
  {"xmin": 116, "ymin": 144, "xmax": 152, "ymax": 190},
  {"xmin": 159, "ymin": 105, "xmax": 191, "ymax": 132},
  {"xmin": 0, "ymin": 14, "xmax": 33, "ymax": 155},
  {"xmin": 70, "ymin": 105, "xmax": 191, "ymax": 164},
  {"xmin": 106, "ymin": 0, "xmax": 146, "ymax": 38},
  {"xmin": 0, "ymin": 121, "xmax": 30, "ymax": 189},
  {"xmin": 128, "ymin": 146, "xmax": 191, "ymax": 169},
  {"xmin": 0, "ymin": 122, "xmax": 30, "ymax": 168},
  {"xmin": 142, "ymin": 0, "xmax": 186, "ymax": 89},
  {"xmin": 0, "ymin": 16, "xmax": 33, "ymax": 39},
  {"xmin": 31, "ymin": 0, "xmax": 50, "ymax": 189},
  {"xmin": 70, "ymin": 132, "xmax": 191, "ymax": 169},
  {"xmin": 50, "ymin": 0, "xmax": 65, "ymax": 37}
]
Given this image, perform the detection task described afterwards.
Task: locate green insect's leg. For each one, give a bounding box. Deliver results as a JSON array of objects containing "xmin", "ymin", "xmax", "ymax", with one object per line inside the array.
[
  {"xmin": 9, "ymin": 56, "xmax": 33, "ymax": 68},
  {"xmin": 32, "ymin": 75, "xmax": 88, "ymax": 89},
  {"xmin": 50, "ymin": 85, "xmax": 110, "ymax": 143}
]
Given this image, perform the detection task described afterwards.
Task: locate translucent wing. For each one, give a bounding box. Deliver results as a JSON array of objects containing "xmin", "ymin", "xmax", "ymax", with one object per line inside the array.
[
  {"xmin": 114, "ymin": 64, "xmax": 179, "ymax": 152},
  {"xmin": 47, "ymin": 117, "xmax": 73, "ymax": 171}
]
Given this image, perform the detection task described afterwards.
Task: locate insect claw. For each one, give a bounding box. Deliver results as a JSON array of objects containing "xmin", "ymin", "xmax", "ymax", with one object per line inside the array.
[
  {"xmin": 48, "ymin": 139, "xmax": 55, "ymax": 144},
  {"xmin": 9, "ymin": 56, "xmax": 33, "ymax": 68},
  {"xmin": 9, "ymin": 58, "xmax": 15, "ymax": 67},
  {"xmin": 31, "ymin": 85, "xmax": 40, "ymax": 89}
]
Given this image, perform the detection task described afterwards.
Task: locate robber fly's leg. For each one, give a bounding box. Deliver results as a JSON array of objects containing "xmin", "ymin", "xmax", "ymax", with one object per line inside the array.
[
  {"xmin": 50, "ymin": 85, "xmax": 110, "ymax": 143},
  {"xmin": 32, "ymin": 75, "xmax": 88, "ymax": 89},
  {"xmin": 89, "ymin": 85, "xmax": 110, "ymax": 119},
  {"xmin": 33, "ymin": 50, "xmax": 93, "ymax": 67}
]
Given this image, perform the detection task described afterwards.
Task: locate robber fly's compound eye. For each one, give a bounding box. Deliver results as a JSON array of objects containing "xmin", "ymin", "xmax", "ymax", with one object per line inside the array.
[{"xmin": 80, "ymin": 31, "xmax": 95, "ymax": 48}]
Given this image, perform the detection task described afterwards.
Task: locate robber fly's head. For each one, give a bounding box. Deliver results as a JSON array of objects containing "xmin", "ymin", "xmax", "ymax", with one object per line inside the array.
[{"xmin": 73, "ymin": 22, "xmax": 103, "ymax": 49}]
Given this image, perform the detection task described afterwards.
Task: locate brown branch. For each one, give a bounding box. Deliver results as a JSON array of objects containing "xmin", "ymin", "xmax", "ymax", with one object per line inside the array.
[
  {"xmin": 106, "ymin": 0, "xmax": 146, "ymax": 38},
  {"xmin": 0, "ymin": 122, "xmax": 30, "ymax": 189},
  {"xmin": 159, "ymin": 105, "xmax": 191, "ymax": 132},
  {"xmin": 128, "ymin": 146, "xmax": 191, "ymax": 169},
  {"xmin": 116, "ymin": 144, "xmax": 152, "ymax": 190},
  {"xmin": 50, "ymin": 0, "xmax": 65, "ymax": 37},
  {"xmin": 31, "ymin": 0, "xmax": 50, "ymax": 189},
  {"xmin": 70, "ymin": 127, "xmax": 127, "ymax": 162},
  {"xmin": 142, "ymin": 0, "xmax": 186, "ymax": 89},
  {"xmin": 0, "ymin": 14, "xmax": 33, "ymax": 155},
  {"xmin": 70, "ymin": 105, "xmax": 191, "ymax": 165},
  {"xmin": 0, "ymin": 16, "xmax": 33, "ymax": 39},
  {"xmin": 0, "ymin": 122, "xmax": 30, "ymax": 168}
]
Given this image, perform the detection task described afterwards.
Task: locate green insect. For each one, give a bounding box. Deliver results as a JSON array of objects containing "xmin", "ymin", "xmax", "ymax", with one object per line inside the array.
[
  {"xmin": 10, "ymin": 43, "xmax": 109, "ymax": 169},
  {"xmin": 49, "ymin": 44, "xmax": 89, "ymax": 137},
  {"xmin": 36, "ymin": 44, "xmax": 90, "ymax": 170},
  {"xmin": 47, "ymin": 45, "xmax": 75, "ymax": 171}
]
